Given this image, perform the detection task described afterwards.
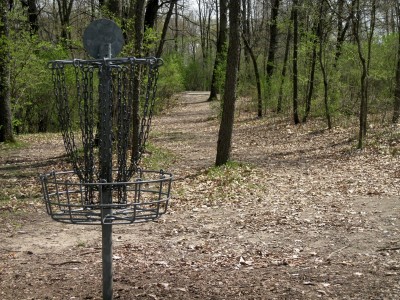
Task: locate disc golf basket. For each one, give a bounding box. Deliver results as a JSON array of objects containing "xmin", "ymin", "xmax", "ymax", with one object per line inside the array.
[{"xmin": 39, "ymin": 19, "xmax": 172, "ymax": 300}]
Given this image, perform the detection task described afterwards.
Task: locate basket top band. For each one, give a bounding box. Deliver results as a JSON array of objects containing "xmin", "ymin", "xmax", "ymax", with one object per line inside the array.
[{"xmin": 48, "ymin": 57, "xmax": 163, "ymax": 69}]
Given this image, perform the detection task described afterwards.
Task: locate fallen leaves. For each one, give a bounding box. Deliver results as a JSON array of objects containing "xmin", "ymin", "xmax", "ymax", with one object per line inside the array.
[{"xmin": 1, "ymin": 95, "xmax": 400, "ymax": 299}]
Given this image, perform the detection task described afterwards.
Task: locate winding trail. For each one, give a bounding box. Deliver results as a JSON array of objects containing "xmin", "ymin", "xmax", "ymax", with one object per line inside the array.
[
  {"xmin": 152, "ymin": 91, "xmax": 219, "ymax": 177},
  {"xmin": 1, "ymin": 91, "xmax": 400, "ymax": 299}
]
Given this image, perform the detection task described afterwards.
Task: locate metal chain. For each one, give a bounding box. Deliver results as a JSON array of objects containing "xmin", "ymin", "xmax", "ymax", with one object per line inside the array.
[
  {"xmin": 140, "ymin": 62, "xmax": 160, "ymax": 157},
  {"xmin": 77, "ymin": 63, "xmax": 96, "ymax": 203},
  {"xmin": 50, "ymin": 58, "xmax": 161, "ymax": 196},
  {"xmin": 52, "ymin": 62, "xmax": 84, "ymax": 181}
]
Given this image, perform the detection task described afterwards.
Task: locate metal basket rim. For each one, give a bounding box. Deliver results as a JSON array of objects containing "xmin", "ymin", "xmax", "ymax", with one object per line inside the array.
[{"xmin": 48, "ymin": 56, "xmax": 163, "ymax": 69}]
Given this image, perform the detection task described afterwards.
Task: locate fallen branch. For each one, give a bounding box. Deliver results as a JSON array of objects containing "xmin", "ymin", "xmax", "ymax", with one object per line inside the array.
[
  {"xmin": 48, "ymin": 260, "xmax": 82, "ymax": 266},
  {"xmin": 79, "ymin": 250, "xmax": 100, "ymax": 256},
  {"xmin": 376, "ymin": 246, "xmax": 400, "ymax": 252},
  {"xmin": 327, "ymin": 245, "xmax": 350, "ymax": 259}
]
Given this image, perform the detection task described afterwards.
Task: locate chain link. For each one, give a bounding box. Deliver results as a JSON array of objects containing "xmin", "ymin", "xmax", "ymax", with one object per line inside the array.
[{"xmin": 50, "ymin": 58, "xmax": 161, "ymax": 203}]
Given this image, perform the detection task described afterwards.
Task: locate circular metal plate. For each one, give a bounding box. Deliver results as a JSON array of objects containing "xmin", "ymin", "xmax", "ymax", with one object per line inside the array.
[{"xmin": 83, "ymin": 19, "xmax": 124, "ymax": 59}]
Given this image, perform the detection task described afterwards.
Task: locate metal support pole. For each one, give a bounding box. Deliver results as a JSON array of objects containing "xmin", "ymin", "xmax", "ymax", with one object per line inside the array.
[
  {"xmin": 102, "ymin": 222, "xmax": 113, "ymax": 300},
  {"xmin": 99, "ymin": 52, "xmax": 114, "ymax": 300}
]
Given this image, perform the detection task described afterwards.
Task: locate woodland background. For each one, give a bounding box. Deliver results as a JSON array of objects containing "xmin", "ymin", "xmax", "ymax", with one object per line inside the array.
[
  {"xmin": 1, "ymin": 2, "xmax": 400, "ymax": 298},
  {"xmin": 1, "ymin": 0, "xmax": 400, "ymax": 155}
]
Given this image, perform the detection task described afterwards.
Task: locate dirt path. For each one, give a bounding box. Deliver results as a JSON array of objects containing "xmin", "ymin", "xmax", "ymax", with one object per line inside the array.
[
  {"xmin": 1, "ymin": 92, "xmax": 400, "ymax": 299},
  {"xmin": 151, "ymin": 91, "xmax": 219, "ymax": 176}
]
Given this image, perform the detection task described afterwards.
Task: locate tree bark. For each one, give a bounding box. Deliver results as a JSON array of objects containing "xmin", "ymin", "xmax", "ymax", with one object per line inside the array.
[
  {"xmin": 277, "ymin": 20, "xmax": 292, "ymax": 113},
  {"xmin": 156, "ymin": 0, "xmax": 177, "ymax": 58},
  {"xmin": 354, "ymin": 0, "xmax": 375, "ymax": 149},
  {"xmin": 0, "ymin": 1, "xmax": 14, "ymax": 143},
  {"xmin": 20, "ymin": 0, "xmax": 39, "ymax": 34},
  {"xmin": 241, "ymin": 0, "xmax": 250, "ymax": 63},
  {"xmin": 265, "ymin": 0, "xmax": 280, "ymax": 101},
  {"xmin": 317, "ymin": 2, "xmax": 331, "ymax": 129},
  {"xmin": 215, "ymin": 0, "xmax": 241, "ymax": 166},
  {"xmin": 133, "ymin": 0, "xmax": 145, "ymax": 56},
  {"xmin": 393, "ymin": 2, "xmax": 400, "ymax": 123},
  {"xmin": 264, "ymin": 0, "xmax": 280, "ymax": 115},
  {"xmin": 131, "ymin": 0, "xmax": 146, "ymax": 163},
  {"xmin": 292, "ymin": 0, "xmax": 300, "ymax": 124},
  {"xmin": 208, "ymin": 0, "xmax": 227, "ymax": 102},
  {"xmin": 56, "ymin": 0, "xmax": 74, "ymax": 42},
  {"xmin": 242, "ymin": 34, "xmax": 262, "ymax": 118},
  {"xmin": 334, "ymin": 0, "xmax": 349, "ymax": 67},
  {"xmin": 107, "ymin": 0, "xmax": 120, "ymax": 17},
  {"xmin": 145, "ymin": 0, "xmax": 159, "ymax": 29},
  {"xmin": 303, "ymin": 19, "xmax": 319, "ymax": 123}
]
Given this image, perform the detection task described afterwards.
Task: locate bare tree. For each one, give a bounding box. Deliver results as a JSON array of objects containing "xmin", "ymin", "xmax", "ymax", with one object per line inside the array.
[
  {"xmin": 317, "ymin": 1, "xmax": 331, "ymax": 129},
  {"xmin": 56, "ymin": 0, "xmax": 74, "ymax": 42},
  {"xmin": 277, "ymin": 12, "xmax": 291, "ymax": 113},
  {"xmin": 196, "ymin": 0, "xmax": 215, "ymax": 61},
  {"xmin": 393, "ymin": 1, "xmax": 400, "ymax": 123},
  {"xmin": 333, "ymin": 0, "xmax": 355, "ymax": 68},
  {"xmin": 216, "ymin": 0, "xmax": 241, "ymax": 166},
  {"xmin": 145, "ymin": 0, "xmax": 159, "ymax": 29},
  {"xmin": 353, "ymin": 0, "xmax": 375, "ymax": 149},
  {"xmin": 131, "ymin": 0, "xmax": 146, "ymax": 161},
  {"xmin": 292, "ymin": 0, "xmax": 300, "ymax": 124},
  {"xmin": 208, "ymin": 0, "xmax": 227, "ymax": 102},
  {"xmin": 21, "ymin": 0, "xmax": 39, "ymax": 34},
  {"xmin": 265, "ymin": 0, "xmax": 280, "ymax": 115},
  {"xmin": 0, "ymin": 0, "xmax": 14, "ymax": 143},
  {"xmin": 156, "ymin": 0, "xmax": 178, "ymax": 57},
  {"xmin": 303, "ymin": 5, "xmax": 319, "ymax": 123},
  {"xmin": 242, "ymin": 33, "xmax": 262, "ymax": 118}
]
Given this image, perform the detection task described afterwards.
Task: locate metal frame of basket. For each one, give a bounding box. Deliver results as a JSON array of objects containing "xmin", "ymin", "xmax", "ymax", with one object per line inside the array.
[
  {"xmin": 40, "ymin": 169, "xmax": 172, "ymax": 225},
  {"xmin": 41, "ymin": 56, "xmax": 172, "ymax": 225},
  {"xmin": 39, "ymin": 19, "xmax": 173, "ymax": 300}
]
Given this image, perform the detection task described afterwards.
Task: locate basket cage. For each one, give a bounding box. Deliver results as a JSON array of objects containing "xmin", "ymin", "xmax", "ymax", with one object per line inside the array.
[
  {"xmin": 40, "ymin": 57, "xmax": 172, "ymax": 225},
  {"xmin": 40, "ymin": 169, "xmax": 172, "ymax": 225}
]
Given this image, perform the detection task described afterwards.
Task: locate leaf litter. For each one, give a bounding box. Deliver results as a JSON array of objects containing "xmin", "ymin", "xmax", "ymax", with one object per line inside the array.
[{"xmin": 0, "ymin": 92, "xmax": 399, "ymax": 299}]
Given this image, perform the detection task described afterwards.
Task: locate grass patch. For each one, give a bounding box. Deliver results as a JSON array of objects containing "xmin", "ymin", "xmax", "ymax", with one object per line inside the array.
[
  {"xmin": 0, "ymin": 139, "xmax": 28, "ymax": 152},
  {"xmin": 206, "ymin": 161, "xmax": 252, "ymax": 185},
  {"xmin": 141, "ymin": 143, "xmax": 175, "ymax": 170}
]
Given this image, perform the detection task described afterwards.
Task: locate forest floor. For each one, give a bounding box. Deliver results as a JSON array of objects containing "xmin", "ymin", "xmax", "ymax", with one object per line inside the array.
[{"xmin": 1, "ymin": 92, "xmax": 400, "ymax": 299}]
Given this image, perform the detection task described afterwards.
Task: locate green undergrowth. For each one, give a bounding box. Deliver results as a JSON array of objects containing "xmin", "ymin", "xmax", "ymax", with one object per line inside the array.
[
  {"xmin": 141, "ymin": 142, "xmax": 175, "ymax": 171},
  {"xmin": 0, "ymin": 139, "xmax": 28, "ymax": 151},
  {"xmin": 205, "ymin": 161, "xmax": 252, "ymax": 184}
]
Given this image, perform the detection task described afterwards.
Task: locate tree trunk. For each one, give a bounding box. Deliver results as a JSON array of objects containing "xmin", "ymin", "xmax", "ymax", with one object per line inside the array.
[
  {"xmin": 131, "ymin": 0, "xmax": 146, "ymax": 162},
  {"xmin": 0, "ymin": 1, "xmax": 14, "ymax": 143},
  {"xmin": 354, "ymin": 0, "xmax": 375, "ymax": 149},
  {"xmin": 20, "ymin": 0, "xmax": 39, "ymax": 34},
  {"xmin": 156, "ymin": 0, "xmax": 177, "ymax": 58},
  {"xmin": 174, "ymin": 1, "xmax": 179, "ymax": 52},
  {"xmin": 56, "ymin": 0, "xmax": 74, "ymax": 42},
  {"xmin": 277, "ymin": 22, "xmax": 292, "ymax": 113},
  {"xmin": 145, "ymin": 0, "xmax": 159, "ymax": 29},
  {"xmin": 241, "ymin": 0, "xmax": 250, "ymax": 63},
  {"xmin": 133, "ymin": 0, "xmax": 145, "ymax": 56},
  {"xmin": 107, "ymin": 0, "xmax": 120, "ymax": 17},
  {"xmin": 317, "ymin": 2, "xmax": 331, "ymax": 129},
  {"xmin": 197, "ymin": 0, "xmax": 207, "ymax": 61},
  {"xmin": 393, "ymin": 3, "xmax": 400, "ymax": 123},
  {"xmin": 292, "ymin": 0, "xmax": 300, "ymax": 124},
  {"xmin": 208, "ymin": 0, "xmax": 227, "ymax": 102},
  {"xmin": 334, "ymin": 0, "xmax": 355, "ymax": 68},
  {"xmin": 265, "ymin": 0, "xmax": 280, "ymax": 112},
  {"xmin": 215, "ymin": 0, "xmax": 241, "ymax": 166},
  {"xmin": 242, "ymin": 34, "xmax": 262, "ymax": 118},
  {"xmin": 303, "ymin": 21, "xmax": 319, "ymax": 123}
]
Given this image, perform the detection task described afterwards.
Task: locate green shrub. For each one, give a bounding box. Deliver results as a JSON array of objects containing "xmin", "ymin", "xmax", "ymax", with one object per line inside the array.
[
  {"xmin": 156, "ymin": 54, "xmax": 185, "ymax": 109},
  {"xmin": 10, "ymin": 31, "xmax": 70, "ymax": 133}
]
